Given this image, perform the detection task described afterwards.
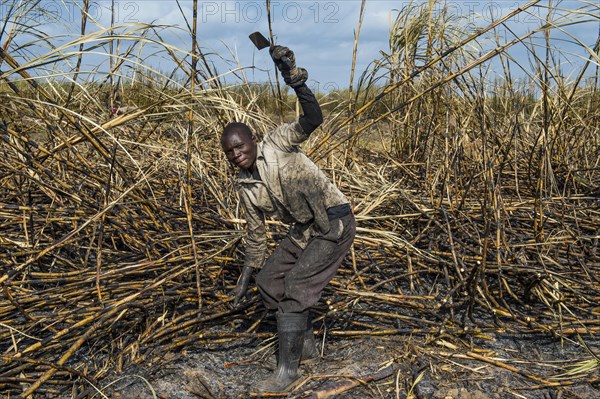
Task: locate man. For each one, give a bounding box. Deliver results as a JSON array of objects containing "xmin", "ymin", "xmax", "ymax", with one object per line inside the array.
[{"xmin": 221, "ymin": 45, "xmax": 356, "ymax": 392}]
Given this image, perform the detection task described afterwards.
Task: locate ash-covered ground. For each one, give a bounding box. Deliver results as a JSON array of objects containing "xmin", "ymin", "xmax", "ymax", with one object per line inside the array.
[{"xmin": 110, "ymin": 316, "xmax": 599, "ymax": 399}]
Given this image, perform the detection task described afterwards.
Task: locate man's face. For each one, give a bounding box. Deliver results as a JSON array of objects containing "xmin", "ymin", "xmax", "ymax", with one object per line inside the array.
[{"xmin": 221, "ymin": 130, "xmax": 257, "ymax": 170}]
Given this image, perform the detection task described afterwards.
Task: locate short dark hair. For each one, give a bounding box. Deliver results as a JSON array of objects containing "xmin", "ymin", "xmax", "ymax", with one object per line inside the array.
[{"xmin": 221, "ymin": 122, "xmax": 253, "ymax": 142}]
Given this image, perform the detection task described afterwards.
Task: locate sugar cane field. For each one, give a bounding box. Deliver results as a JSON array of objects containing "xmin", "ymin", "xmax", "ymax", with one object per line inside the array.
[{"xmin": 0, "ymin": 1, "xmax": 599, "ymax": 398}]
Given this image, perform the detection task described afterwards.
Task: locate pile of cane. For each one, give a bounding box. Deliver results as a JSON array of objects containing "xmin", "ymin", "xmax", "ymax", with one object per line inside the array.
[{"xmin": 1, "ymin": 106, "xmax": 598, "ymax": 396}]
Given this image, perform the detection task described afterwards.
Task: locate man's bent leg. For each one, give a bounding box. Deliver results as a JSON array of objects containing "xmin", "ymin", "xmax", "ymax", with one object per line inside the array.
[
  {"xmin": 256, "ymin": 237, "xmax": 302, "ymax": 310},
  {"xmin": 279, "ymin": 214, "xmax": 356, "ymax": 313}
]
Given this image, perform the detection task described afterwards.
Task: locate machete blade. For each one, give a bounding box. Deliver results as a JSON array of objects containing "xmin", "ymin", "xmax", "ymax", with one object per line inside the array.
[{"xmin": 249, "ymin": 31, "xmax": 270, "ymax": 50}]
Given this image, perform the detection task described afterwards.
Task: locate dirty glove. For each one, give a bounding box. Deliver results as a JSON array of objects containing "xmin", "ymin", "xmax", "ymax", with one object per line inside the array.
[
  {"xmin": 286, "ymin": 67, "xmax": 308, "ymax": 88},
  {"xmin": 270, "ymin": 45, "xmax": 308, "ymax": 88},
  {"xmin": 270, "ymin": 45, "xmax": 295, "ymax": 72},
  {"xmin": 232, "ymin": 265, "xmax": 253, "ymax": 307}
]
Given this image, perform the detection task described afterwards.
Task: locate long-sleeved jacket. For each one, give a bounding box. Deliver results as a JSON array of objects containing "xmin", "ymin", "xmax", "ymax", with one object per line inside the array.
[{"xmin": 237, "ymin": 120, "xmax": 349, "ymax": 270}]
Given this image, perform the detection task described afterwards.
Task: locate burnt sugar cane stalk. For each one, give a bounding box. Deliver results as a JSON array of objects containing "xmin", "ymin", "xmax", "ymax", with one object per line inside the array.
[{"xmin": 308, "ymin": 0, "xmax": 542, "ymax": 157}]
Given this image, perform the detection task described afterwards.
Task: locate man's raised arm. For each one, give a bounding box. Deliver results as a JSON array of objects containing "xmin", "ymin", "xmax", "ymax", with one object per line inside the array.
[
  {"xmin": 295, "ymin": 84, "xmax": 323, "ymax": 135},
  {"xmin": 270, "ymin": 45, "xmax": 323, "ymax": 136}
]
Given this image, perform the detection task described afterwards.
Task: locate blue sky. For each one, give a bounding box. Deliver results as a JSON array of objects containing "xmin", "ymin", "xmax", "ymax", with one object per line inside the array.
[{"xmin": 3, "ymin": 1, "xmax": 599, "ymax": 91}]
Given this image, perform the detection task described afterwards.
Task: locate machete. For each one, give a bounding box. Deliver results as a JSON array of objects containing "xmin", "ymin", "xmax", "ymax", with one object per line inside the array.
[
  {"xmin": 249, "ymin": 31, "xmax": 291, "ymax": 66},
  {"xmin": 248, "ymin": 31, "xmax": 292, "ymax": 123},
  {"xmin": 249, "ymin": 31, "xmax": 270, "ymax": 50}
]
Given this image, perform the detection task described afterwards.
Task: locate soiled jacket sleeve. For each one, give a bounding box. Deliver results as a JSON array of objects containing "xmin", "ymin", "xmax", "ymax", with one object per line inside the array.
[
  {"xmin": 296, "ymin": 83, "xmax": 323, "ymax": 135},
  {"xmin": 266, "ymin": 84, "xmax": 323, "ymax": 152},
  {"xmin": 239, "ymin": 188, "xmax": 267, "ymax": 269}
]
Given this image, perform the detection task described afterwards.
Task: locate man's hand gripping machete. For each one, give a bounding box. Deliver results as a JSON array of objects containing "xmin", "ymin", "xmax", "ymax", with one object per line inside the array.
[{"xmin": 249, "ymin": 32, "xmax": 308, "ymax": 88}]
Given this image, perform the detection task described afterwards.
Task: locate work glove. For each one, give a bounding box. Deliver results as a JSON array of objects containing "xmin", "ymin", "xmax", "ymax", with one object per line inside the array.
[
  {"xmin": 270, "ymin": 45, "xmax": 295, "ymax": 70},
  {"xmin": 270, "ymin": 45, "xmax": 308, "ymax": 88},
  {"xmin": 232, "ymin": 265, "xmax": 253, "ymax": 308}
]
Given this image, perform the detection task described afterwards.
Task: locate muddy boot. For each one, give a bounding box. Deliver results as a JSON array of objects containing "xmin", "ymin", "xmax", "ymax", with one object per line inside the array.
[
  {"xmin": 302, "ymin": 314, "xmax": 319, "ymax": 362},
  {"xmin": 256, "ymin": 312, "xmax": 306, "ymax": 393}
]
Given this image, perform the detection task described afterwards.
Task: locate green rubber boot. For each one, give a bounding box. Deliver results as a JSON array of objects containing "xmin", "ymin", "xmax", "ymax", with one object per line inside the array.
[{"xmin": 256, "ymin": 312, "xmax": 306, "ymax": 393}]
